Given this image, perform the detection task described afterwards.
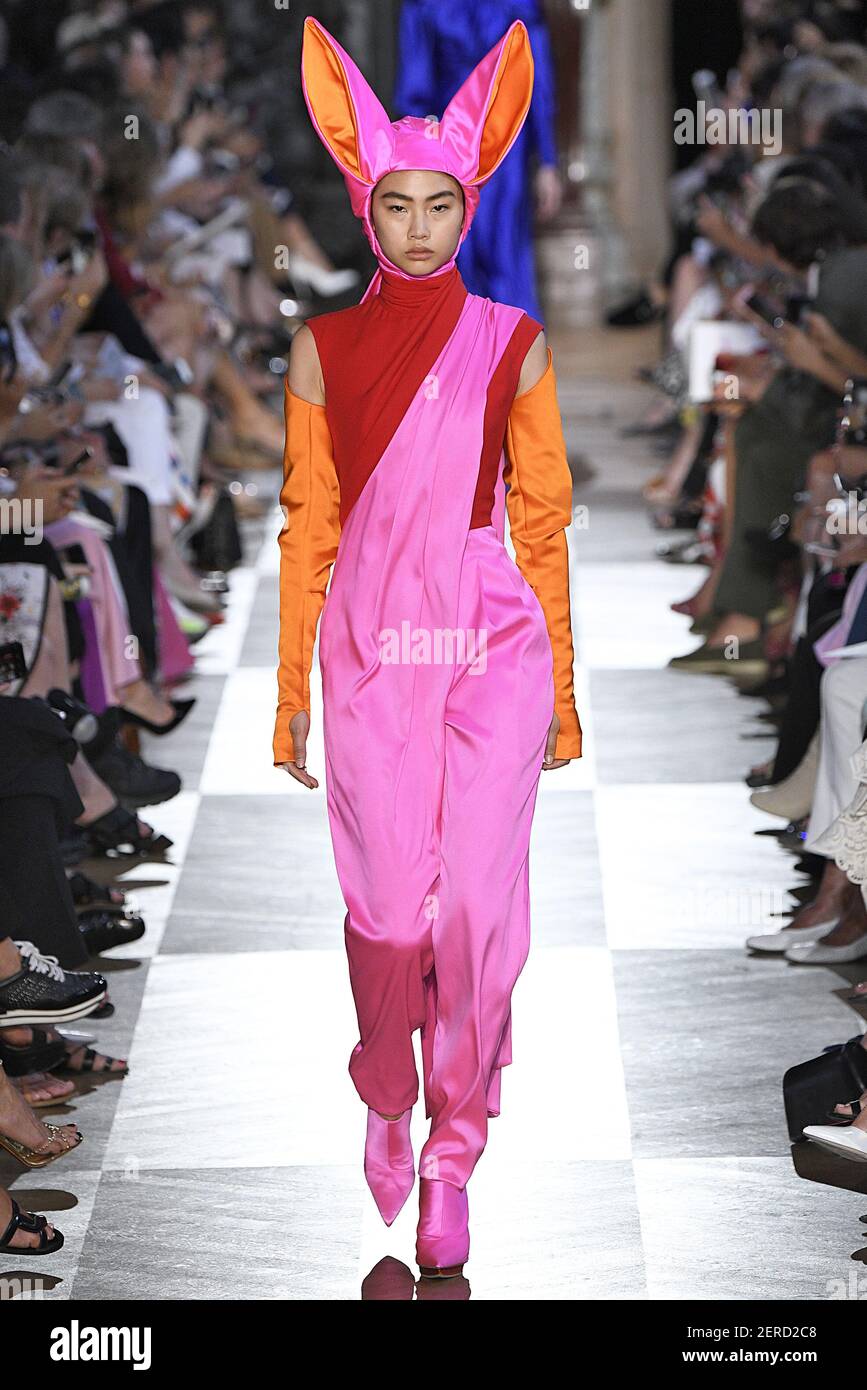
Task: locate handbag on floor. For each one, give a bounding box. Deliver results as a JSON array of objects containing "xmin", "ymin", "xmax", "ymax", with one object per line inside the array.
[{"xmin": 783, "ymin": 1034, "xmax": 867, "ymax": 1142}]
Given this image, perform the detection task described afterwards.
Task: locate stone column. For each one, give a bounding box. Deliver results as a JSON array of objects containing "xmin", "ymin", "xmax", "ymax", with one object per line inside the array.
[{"xmin": 606, "ymin": 0, "xmax": 673, "ymax": 287}]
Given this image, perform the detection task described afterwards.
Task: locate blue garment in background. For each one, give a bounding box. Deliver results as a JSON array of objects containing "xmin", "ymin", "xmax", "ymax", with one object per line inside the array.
[
  {"xmin": 844, "ymin": 572, "xmax": 867, "ymax": 647},
  {"xmin": 392, "ymin": 0, "xmax": 558, "ymax": 321}
]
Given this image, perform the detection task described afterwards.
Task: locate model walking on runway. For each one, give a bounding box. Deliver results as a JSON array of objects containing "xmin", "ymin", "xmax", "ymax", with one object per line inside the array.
[{"xmin": 274, "ymin": 14, "xmax": 582, "ymax": 1279}]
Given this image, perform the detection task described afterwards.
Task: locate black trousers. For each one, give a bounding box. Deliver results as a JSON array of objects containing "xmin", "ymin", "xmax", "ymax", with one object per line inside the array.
[
  {"xmin": 771, "ymin": 574, "xmax": 851, "ymax": 782},
  {"xmin": 0, "ymin": 796, "xmax": 88, "ymax": 969},
  {"xmin": 81, "ymin": 483, "xmax": 157, "ymax": 678}
]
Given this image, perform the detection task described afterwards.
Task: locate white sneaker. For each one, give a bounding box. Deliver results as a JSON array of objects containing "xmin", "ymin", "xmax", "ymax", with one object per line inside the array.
[
  {"xmin": 745, "ymin": 920, "xmax": 838, "ymax": 953},
  {"xmin": 803, "ymin": 1124, "xmax": 867, "ymax": 1161}
]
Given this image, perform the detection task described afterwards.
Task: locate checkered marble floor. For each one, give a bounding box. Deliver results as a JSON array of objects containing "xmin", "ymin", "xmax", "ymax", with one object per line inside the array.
[{"xmin": 6, "ymin": 331, "xmax": 867, "ymax": 1302}]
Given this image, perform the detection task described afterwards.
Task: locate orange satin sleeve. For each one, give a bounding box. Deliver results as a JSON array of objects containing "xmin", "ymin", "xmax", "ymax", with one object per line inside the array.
[
  {"xmin": 272, "ymin": 381, "xmax": 342, "ymax": 766},
  {"xmin": 503, "ymin": 347, "xmax": 583, "ymax": 761}
]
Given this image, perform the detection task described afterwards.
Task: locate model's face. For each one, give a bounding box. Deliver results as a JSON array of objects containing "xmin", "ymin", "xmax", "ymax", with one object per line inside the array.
[{"xmin": 371, "ymin": 170, "xmax": 464, "ymax": 276}]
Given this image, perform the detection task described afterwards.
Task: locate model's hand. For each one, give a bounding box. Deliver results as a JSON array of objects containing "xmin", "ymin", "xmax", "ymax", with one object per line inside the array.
[
  {"xmin": 542, "ymin": 712, "xmax": 570, "ymax": 771},
  {"xmin": 277, "ymin": 710, "xmax": 319, "ymax": 788}
]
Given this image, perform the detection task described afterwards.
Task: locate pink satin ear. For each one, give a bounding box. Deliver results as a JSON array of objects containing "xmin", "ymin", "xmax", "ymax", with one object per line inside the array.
[
  {"xmin": 299, "ymin": 13, "xmax": 535, "ymax": 299},
  {"xmin": 439, "ymin": 19, "xmax": 534, "ymax": 186},
  {"xmin": 300, "ymin": 15, "xmax": 391, "ymax": 189}
]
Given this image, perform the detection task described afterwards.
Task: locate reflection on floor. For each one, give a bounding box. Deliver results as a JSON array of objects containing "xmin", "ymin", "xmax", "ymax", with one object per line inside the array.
[{"xmin": 5, "ymin": 326, "xmax": 867, "ymax": 1301}]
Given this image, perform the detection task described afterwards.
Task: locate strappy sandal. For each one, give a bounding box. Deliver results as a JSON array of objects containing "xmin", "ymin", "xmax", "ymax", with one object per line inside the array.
[
  {"xmin": 69, "ymin": 871, "xmax": 127, "ymax": 914},
  {"xmin": 56, "ymin": 1045, "xmax": 129, "ymax": 1078},
  {"xmin": 0, "ymin": 1197, "xmax": 64, "ymax": 1255},
  {"xmin": 0, "ymin": 1122, "xmax": 83, "ymax": 1169},
  {"xmin": 0, "ymin": 1027, "xmax": 68, "ymax": 1077},
  {"xmin": 81, "ymin": 805, "xmax": 173, "ymax": 859},
  {"xmin": 826, "ymin": 1098, "xmax": 864, "ymax": 1126}
]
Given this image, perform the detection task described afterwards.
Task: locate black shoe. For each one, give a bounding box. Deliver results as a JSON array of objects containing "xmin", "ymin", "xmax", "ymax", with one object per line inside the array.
[
  {"xmin": 117, "ymin": 698, "xmax": 196, "ymax": 737},
  {"xmin": 67, "ymin": 871, "xmax": 127, "ymax": 914},
  {"xmin": 0, "ymin": 1027, "xmax": 68, "ymax": 1077},
  {"xmin": 80, "ymin": 910, "xmax": 146, "ymax": 956},
  {"xmin": 606, "ymin": 292, "xmax": 664, "ymax": 328},
  {"xmin": 87, "ymin": 739, "xmax": 181, "ymax": 809},
  {"xmin": 745, "ymin": 770, "xmax": 775, "ymax": 788},
  {"xmin": 81, "ymin": 804, "xmax": 173, "ymax": 858},
  {"xmin": 0, "ymin": 942, "xmax": 107, "ymax": 1026},
  {"xmin": 794, "ymin": 853, "xmax": 825, "ymax": 879}
]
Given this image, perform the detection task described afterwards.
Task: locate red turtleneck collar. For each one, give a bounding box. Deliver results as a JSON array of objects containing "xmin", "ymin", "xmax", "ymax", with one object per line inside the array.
[{"xmin": 375, "ymin": 262, "xmax": 466, "ymax": 313}]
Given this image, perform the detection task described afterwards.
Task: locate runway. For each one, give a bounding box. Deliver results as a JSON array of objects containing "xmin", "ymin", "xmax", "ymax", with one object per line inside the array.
[{"xmin": 7, "ymin": 327, "xmax": 867, "ymax": 1301}]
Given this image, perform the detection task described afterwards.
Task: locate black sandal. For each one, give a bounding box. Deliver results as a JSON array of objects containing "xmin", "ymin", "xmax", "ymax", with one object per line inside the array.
[
  {"xmin": 81, "ymin": 805, "xmax": 173, "ymax": 859},
  {"xmin": 0, "ymin": 1027, "xmax": 68, "ymax": 1077},
  {"xmin": 68, "ymin": 871, "xmax": 127, "ymax": 914},
  {"xmin": 56, "ymin": 1044, "xmax": 128, "ymax": 1078},
  {"xmin": 826, "ymin": 1098, "xmax": 863, "ymax": 1126},
  {"xmin": 0, "ymin": 1198, "xmax": 64, "ymax": 1255}
]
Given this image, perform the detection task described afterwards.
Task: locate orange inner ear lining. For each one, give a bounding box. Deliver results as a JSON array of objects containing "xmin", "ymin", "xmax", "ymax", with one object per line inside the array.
[
  {"xmin": 477, "ymin": 27, "xmax": 534, "ymax": 182},
  {"xmin": 303, "ymin": 26, "xmax": 364, "ymax": 179}
]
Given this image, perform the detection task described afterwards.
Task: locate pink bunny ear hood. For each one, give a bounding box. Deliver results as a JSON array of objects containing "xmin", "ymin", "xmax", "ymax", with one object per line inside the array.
[{"xmin": 300, "ymin": 14, "xmax": 535, "ymax": 295}]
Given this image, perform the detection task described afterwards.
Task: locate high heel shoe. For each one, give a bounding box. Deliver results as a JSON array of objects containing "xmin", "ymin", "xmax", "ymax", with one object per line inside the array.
[
  {"xmin": 117, "ymin": 699, "xmax": 196, "ymax": 737},
  {"xmin": 0, "ymin": 1123, "xmax": 83, "ymax": 1169},
  {"xmin": 415, "ymin": 1177, "xmax": 469, "ymax": 1279},
  {"xmin": 363, "ymin": 1108, "xmax": 415, "ymax": 1226}
]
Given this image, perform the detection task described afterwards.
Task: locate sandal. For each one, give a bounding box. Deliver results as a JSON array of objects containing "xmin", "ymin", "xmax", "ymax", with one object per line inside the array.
[
  {"xmin": 11, "ymin": 1071, "xmax": 76, "ymax": 1108},
  {"xmin": 0, "ymin": 1122, "xmax": 83, "ymax": 1169},
  {"xmin": 0, "ymin": 1197, "xmax": 64, "ymax": 1255},
  {"xmin": 56, "ymin": 1044, "xmax": 129, "ymax": 1078},
  {"xmin": 0, "ymin": 1027, "xmax": 68, "ymax": 1077},
  {"xmin": 826, "ymin": 1098, "xmax": 864, "ymax": 1126},
  {"xmin": 81, "ymin": 805, "xmax": 173, "ymax": 859},
  {"xmin": 68, "ymin": 871, "xmax": 127, "ymax": 914}
]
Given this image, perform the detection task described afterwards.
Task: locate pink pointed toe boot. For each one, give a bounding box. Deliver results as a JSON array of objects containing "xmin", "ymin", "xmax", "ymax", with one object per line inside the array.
[
  {"xmin": 363, "ymin": 1108, "xmax": 415, "ymax": 1226},
  {"xmin": 415, "ymin": 1177, "xmax": 470, "ymax": 1278}
]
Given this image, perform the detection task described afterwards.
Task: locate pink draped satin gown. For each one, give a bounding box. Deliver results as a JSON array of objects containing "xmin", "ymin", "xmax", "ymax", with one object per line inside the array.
[{"xmin": 318, "ymin": 291, "xmax": 554, "ymax": 1188}]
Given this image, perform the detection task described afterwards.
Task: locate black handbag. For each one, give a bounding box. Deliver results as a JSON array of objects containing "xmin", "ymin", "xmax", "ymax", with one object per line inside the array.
[{"xmin": 783, "ymin": 1035, "xmax": 867, "ymax": 1142}]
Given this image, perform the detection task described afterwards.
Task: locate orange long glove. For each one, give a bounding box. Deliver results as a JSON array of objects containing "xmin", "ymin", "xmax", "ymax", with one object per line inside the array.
[
  {"xmin": 503, "ymin": 346, "xmax": 583, "ymax": 761},
  {"xmin": 272, "ymin": 381, "xmax": 341, "ymax": 766}
]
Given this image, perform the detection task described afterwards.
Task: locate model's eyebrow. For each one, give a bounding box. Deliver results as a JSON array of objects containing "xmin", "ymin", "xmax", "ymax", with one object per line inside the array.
[{"xmin": 377, "ymin": 189, "xmax": 458, "ymax": 202}]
